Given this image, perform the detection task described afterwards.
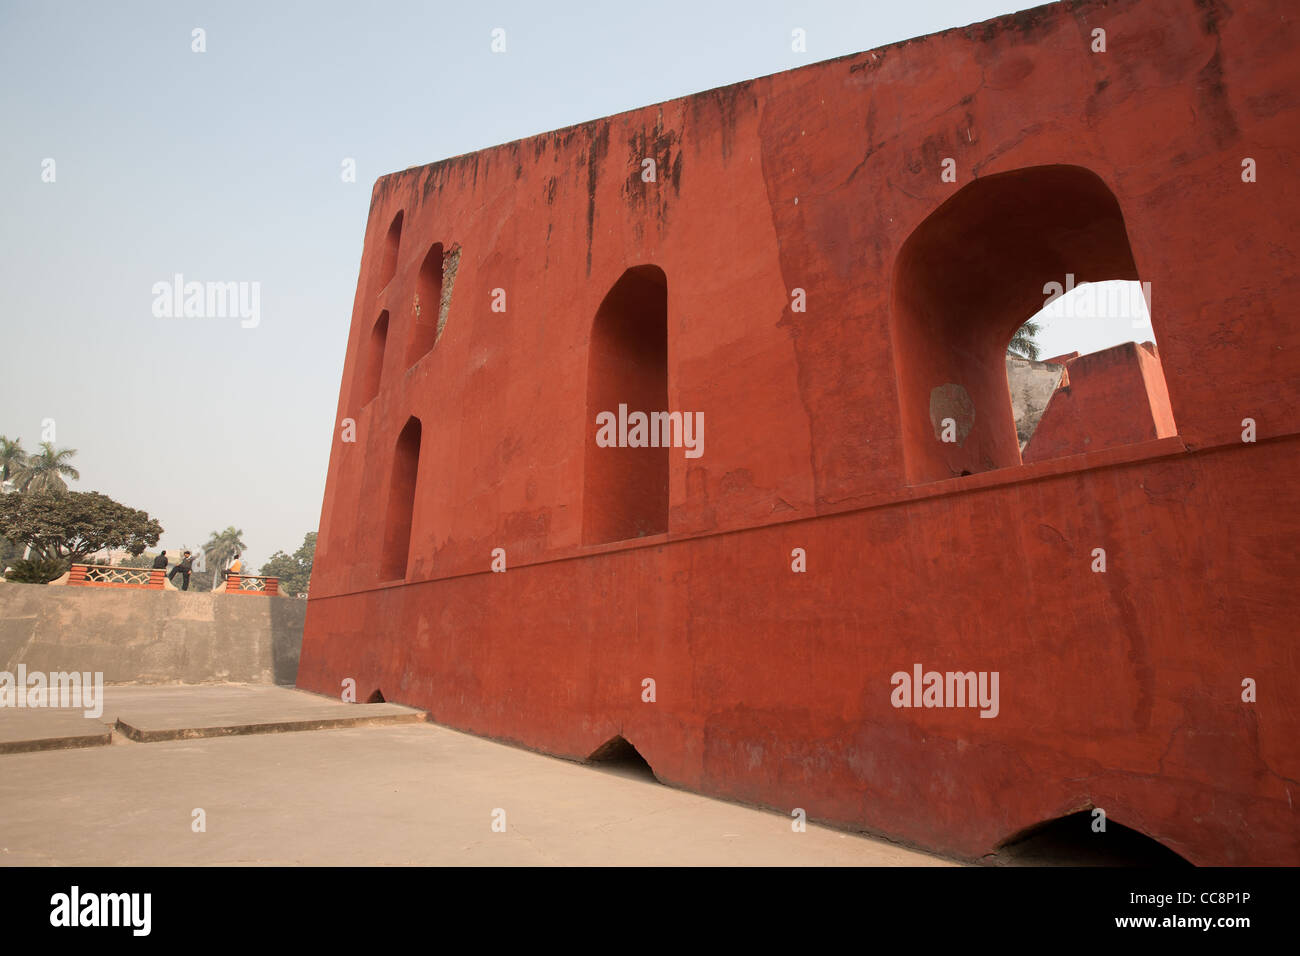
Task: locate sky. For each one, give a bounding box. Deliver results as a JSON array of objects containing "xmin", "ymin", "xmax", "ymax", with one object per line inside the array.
[{"xmin": 1, "ymin": 0, "xmax": 1151, "ymax": 569}]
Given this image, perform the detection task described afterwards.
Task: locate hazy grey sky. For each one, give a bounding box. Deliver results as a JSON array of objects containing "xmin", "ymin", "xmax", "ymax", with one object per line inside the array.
[{"xmin": 3, "ymin": 0, "xmax": 1144, "ymax": 569}]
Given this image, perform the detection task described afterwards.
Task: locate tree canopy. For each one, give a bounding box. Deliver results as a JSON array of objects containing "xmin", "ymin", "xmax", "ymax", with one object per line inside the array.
[
  {"xmin": 0, "ymin": 436, "xmax": 26, "ymax": 484},
  {"xmin": 203, "ymin": 525, "xmax": 246, "ymax": 571},
  {"xmin": 14, "ymin": 441, "xmax": 80, "ymax": 493},
  {"xmin": 1008, "ymin": 319, "xmax": 1043, "ymax": 361},
  {"xmin": 260, "ymin": 531, "xmax": 316, "ymax": 597},
  {"xmin": 0, "ymin": 490, "xmax": 162, "ymax": 563}
]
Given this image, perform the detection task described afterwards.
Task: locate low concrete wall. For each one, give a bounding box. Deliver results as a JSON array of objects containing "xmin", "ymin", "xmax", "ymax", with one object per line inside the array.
[{"xmin": 0, "ymin": 582, "xmax": 304, "ymax": 684}]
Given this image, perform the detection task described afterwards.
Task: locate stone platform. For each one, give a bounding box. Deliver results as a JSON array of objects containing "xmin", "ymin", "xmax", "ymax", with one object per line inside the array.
[
  {"xmin": 0, "ymin": 684, "xmax": 421, "ymax": 752},
  {"xmin": 0, "ymin": 708, "xmax": 113, "ymax": 755}
]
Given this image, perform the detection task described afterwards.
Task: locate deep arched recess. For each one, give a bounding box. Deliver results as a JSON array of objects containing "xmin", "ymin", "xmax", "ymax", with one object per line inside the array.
[
  {"xmin": 380, "ymin": 416, "xmax": 421, "ymax": 581},
  {"xmin": 891, "ymin": 165, "xmax": 1140, "ymax": 483},
  {"xmin": 583, "ymin": 265, "xmax": 669, "ymax": 544}
]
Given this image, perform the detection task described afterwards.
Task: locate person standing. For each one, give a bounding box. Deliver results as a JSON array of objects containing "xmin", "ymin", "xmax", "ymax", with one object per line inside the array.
[{"xmin": 169, "ymin": 550, "xmax": 194, "ymax": 591}]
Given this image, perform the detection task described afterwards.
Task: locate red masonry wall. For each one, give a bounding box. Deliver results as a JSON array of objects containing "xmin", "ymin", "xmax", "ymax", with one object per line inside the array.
[{"xmin": 298, "ymin": 0, "xmax": 1300, "ymax": 865}]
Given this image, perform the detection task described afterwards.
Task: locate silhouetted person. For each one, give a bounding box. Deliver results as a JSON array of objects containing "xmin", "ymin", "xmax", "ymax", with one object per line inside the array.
[
  {"xmin": 169, "ymin": 550, "xmax": 194, "ymax": 590},
  {"xmin": 151, "ymin": 552, "xmax": 168, "ymax": 571}
]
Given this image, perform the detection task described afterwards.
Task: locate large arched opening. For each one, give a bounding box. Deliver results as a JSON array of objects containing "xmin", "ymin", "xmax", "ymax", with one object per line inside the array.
[
  {"xmin": 376, "ymin": 209, "xmax": 403, "ymax": 294},
  {"xmin": 891, "ymin": 165, "xmax": 1160, "ymax": 483},
  {"xmin": 354, "ymin": 310, "xmax": 389, "ymax": 409},
  {"xmin": 406, "ymin": 242, "xmax": 445, "ymax": 366},
  {"xmin": 380, "ymin": 416, "xmax": 421, "ymax": 581},
  {"xmin": 583, "ymin": 265, "xmax": 669, "ymax": 544}
]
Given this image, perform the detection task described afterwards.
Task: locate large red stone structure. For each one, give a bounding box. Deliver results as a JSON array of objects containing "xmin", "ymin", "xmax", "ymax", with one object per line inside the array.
[{"xmin": 299, "ymin": 0, "xmax": 1300, "ymax": 865}]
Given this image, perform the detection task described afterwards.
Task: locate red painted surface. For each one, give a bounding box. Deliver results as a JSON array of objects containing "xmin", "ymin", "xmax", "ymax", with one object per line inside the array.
[
  {"xmin": 67, "ymin": 565, "xmax": 166, "ymax": 590},
  {"xmin": 1023, "ymin": 342, "xmax": 1177, "ymax": 462},
  {"xmin": 299, "ymin": 0, "xmax": 1300, "ymax": 864},
  {"xmin": 225, "ymin": 574, "xmax": 281, "ymax": 596}
]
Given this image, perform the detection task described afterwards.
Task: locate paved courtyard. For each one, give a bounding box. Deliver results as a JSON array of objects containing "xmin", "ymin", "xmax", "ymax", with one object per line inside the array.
[{"xmin": 0, "ymin": 684, "xmax": 955, "ymax": 866}]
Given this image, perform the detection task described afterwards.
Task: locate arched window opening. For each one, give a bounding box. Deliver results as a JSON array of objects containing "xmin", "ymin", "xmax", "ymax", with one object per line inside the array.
[
  {"xmin": 891, "ymin": 165, "xmax": 1175, "ymax": 483},
  {"xmin": 377, "ymin": 210, "xmax": 403, "ymax": 294},
  {"xmin": 355, "ymin": 311, "xmax": 389, "ymax": 408},
  {"xmin": 406, "ymin": 242, "xmax": 445, "ymax": 366},
  {"xmin": 583, "ymin": 265, "xmax": 668, "ymax": 544},
  {"xmin": 380, "ymin": 416, "xmax": 421, "ymax": 581}
]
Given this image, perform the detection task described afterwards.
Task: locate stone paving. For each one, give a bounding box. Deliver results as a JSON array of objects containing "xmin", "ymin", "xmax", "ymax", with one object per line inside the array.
[{"xmin": 0, "ymin": 684, "xmax": 956, "ymax": 866}]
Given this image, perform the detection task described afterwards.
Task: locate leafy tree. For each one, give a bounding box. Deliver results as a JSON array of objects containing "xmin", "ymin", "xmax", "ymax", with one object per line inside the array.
[
  {"xmin": 120, "ymin": 551, "xmax": 159, "ymax": 569},
  {"xmin": 15, "ymin": 441, "xmax": 80, "ymax": 493},
  {"xmin": 0, "ymin": 436, "xmax": 27, "ymax": 484},
  {"xmin": 0, "ymin": 536, "xmax": 24, "ymax": 567},
  {"xmin": 203, "ymin": 525, "xmax": 246, "ymax": 575},
  {"xmin": 260, "ymin": 531, "xmax": 316, "ymax": 597},
  {"xmin": 1007, "ymin": 319, "xmax": 1042, "ymax": 361},
  {"xmin": 188, "ymin": 569, "xmax": 215, "ymax": 593},
  {"xmin": 0, "ymin": 490, "xmax": 162, "ymax": 564}
]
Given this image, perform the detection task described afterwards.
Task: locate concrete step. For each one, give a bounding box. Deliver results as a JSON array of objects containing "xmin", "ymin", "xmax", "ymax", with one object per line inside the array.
[
  {"xmin": 114, "ymin": 707, "xmax": 426, "ymax": 743},
  {"xmin": 0, "ymin": 684, "xmax": 426, "ymax": 753},
  {"xmin": 0, "ymin": 709, "xmax": 113, "ymax": 755}
]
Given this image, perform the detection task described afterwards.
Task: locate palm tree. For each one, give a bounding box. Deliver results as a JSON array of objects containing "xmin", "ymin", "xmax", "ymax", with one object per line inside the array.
[
  {"xmin": 15, "ymin": 441, "xmax": 79, "ymax": 493},
  {"xmin": 203, "ymin": 526, "xmax": 247, "ymax": 574},
  {"xmin": 0, "ymin": 436, "xmax": 26, "ymax": 484},
  {"xmin": 1007, "ymin": 319, "xmax": 1042, "ymax": 361}
]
